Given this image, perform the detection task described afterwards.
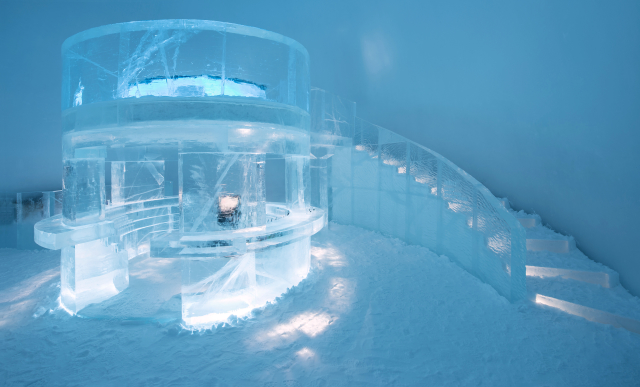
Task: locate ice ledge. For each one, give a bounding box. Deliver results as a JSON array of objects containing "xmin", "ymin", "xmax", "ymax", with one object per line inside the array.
[
  {"xmin": 35, "ymin": 197, "xmax": 181, "ymax": 250},
  {"xmin": 34, "ymin": 214, "xmax": 116, "ymax": 250}
]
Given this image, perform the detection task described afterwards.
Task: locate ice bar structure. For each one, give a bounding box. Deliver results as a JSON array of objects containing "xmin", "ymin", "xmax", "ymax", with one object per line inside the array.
[
  {"xmin": 33, "ymin": 19, "xmax": 527, "ymax": 327},
  {"xmin": 34, "ymin": 20, "xmax": 324, "ymax": 326}
]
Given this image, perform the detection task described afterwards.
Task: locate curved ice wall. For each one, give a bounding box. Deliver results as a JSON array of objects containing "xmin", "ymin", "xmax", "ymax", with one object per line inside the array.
[
  {"xmin": 310, "ymin": 89, "xmax": 527, "ymax": 302},
  {"xmin": 36, "ymin": 20, "xmax": 324, "ymax": 326}
]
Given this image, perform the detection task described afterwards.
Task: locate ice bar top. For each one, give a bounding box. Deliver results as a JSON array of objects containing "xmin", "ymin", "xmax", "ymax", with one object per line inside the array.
[{"xmin": 62, "ymin": 20, "xmax": 310, "ymax": 112}]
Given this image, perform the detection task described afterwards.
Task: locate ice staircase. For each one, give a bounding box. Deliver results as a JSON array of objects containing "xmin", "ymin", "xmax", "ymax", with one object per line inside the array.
[
  {"xmin": 309, "ymin": 88, "xmax": 640, "ymax": 335},
  {"xmin": 341, "ymin": 139, "xmax": 640, "ymax": 334},
  {"xmin": 497, "ymin": 199, "xmax": 640, "ymax": 334}
]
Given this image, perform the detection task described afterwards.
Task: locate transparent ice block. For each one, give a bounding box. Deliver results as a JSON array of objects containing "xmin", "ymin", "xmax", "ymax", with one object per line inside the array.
[
  {"xmin": 180, "ymin": 152, "xmax": 266, "ymax": 233},
  {"xmin": 62, "ymin": 158, "xmax": 105, "ymax": 227},
  {"xmin": 60, "ymin": 238, "xmax": 129, "ymax": 313},
  {"xmin": 111, "ymin": 160, "xmax": 165, "ymax": 205}
]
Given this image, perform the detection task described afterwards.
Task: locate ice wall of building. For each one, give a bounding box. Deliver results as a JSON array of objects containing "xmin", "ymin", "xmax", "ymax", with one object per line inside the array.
[{"xmin": 311, "ymin": 89, "xmax": 527, "ymax": 302}]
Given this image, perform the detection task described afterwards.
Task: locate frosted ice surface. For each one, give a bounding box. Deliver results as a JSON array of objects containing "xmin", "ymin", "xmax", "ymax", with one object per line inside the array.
[
  {"xmin": 62, "ymin": 158, "xmax": 105, "ymax": 227},
  {"xmin": 182, "ymin": 252, "xmax": 258, "ymax": 326},
  {"xmin": 111, "ymin": 161, "xmax": 165, "ymax": 204},
  {"xmin": 74, "ymin": 146, "xmax": 107, "ymax": 159},
  {"xmin": 182, "ymin": 237, "xmax": 311, "ymax": 327}
]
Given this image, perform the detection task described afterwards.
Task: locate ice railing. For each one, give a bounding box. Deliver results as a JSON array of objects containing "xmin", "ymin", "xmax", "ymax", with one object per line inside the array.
[
  {"xmin": 310, "ymin": 89, "xmax": 527, "ymax": 302},
  {"xmin": 61, "ymin": 19, "xmax": 310, "ymax": 112},
  {"xmin": 0, "ymin": 190, "xmax": 63, "ymax": 250}
]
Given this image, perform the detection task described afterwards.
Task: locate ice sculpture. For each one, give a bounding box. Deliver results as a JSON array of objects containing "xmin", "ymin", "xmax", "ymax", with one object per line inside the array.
[
  {"xmin": 30, "ymin": 19, "xmax": 526, "ymax": 327},
  {"xmin": 34, "ymin": 20, "xmax": 324, "ymax": 326}
]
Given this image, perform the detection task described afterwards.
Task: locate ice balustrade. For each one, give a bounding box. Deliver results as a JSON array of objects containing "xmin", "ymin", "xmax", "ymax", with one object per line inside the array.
[
  {"xmin": 309, "ymin": 89, "xmax": 527, "ymax": 302},
  {"xmin": 0, "ymin": 191, "xmax": 63, "ymax": 250},
  {"xmin": 32, "ymin": 20, "xmax": 323, "ymax": 327}
]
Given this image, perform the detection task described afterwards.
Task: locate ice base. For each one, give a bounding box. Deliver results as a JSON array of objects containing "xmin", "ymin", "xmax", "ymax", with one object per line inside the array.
[{"xmin": 61, "ymin": 238, "xmax": 129, "ymax": 314}]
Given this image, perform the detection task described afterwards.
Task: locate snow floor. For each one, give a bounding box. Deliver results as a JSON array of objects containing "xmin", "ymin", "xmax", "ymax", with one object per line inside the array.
[{"xmin": 1, "ymin": 223, "xmax": 639, "ymax": 386}]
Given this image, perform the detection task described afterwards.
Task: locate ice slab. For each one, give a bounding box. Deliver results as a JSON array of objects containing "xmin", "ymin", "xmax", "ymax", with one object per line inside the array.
[
  {"xmin": 61, "ymin": 238, "xmax": 129, "ymax": 314},
  {"xmin": 35, "ymin": 197, "xmax": 179, "ymax": 251},
  {"xmin": 527, "ymin": 239, "xmax": 574, "ymax": 253},
  {"xmin": 111, "ymin": 161, "xmax": 165, "ymax": 205},
  {"xmin": 526, "ymin": 266, "xmax": 619, "ymax": 288},
  {"xmin": 536, "ymin": 294, "xmax": 640, "ymax": 335},
  {"xmin": 179, "ymin": 152, "xmax": 266, "ymax": 233},
  {"xmin": 62, "ymin": 158, "xmax": 105, "ymax": 226},
  {"xmin": 35, "ymin": 214, "xmax": 116, "ymax": 250},
  {"xmin": 151, "ymin": 205, "xmax": 324, "ymax": 259}
]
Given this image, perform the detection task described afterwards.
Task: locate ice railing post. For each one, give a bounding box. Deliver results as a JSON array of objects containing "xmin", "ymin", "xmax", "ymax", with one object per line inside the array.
[{"xmin": 312, "ymin": 89, "xmax": 527, "ymax": 302}]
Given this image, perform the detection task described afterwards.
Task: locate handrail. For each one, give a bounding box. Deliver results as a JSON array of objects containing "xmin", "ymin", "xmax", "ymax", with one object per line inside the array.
[{"xmin": 310, "ymin": 89, "xmax": 526, "ymax": 302}]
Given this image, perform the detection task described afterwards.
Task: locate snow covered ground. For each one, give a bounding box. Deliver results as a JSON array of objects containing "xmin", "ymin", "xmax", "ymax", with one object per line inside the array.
[{"xmin": 1, "ymin": 223, "xmax": 639, "ymax": 386}]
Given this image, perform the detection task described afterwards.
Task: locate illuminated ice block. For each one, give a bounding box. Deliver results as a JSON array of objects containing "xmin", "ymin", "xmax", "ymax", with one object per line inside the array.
[
  {"xmin": 179, "ymin": 152, "xmax": 266, "ymax": 233},
  {"xmin": 60, "ymin": 238, "xmax": 129, "ymax": 313},
  {"xmin": 62, "ymin": 158, "xmax": 105, "ymax": 227},
  {"xmin": 111, "ymin": 161, "xmax": 165, "ymax": 205}
]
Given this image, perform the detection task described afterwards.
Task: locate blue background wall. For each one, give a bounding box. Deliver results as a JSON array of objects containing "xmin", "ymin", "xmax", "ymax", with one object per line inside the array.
[{"xmin": 1, "ymin": 0, "xmax": 639, "ymax": 296}]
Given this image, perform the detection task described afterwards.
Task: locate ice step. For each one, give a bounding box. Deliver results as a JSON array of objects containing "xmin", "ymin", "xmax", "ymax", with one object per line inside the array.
[
  {"xmin": 535, "ymin": 294, "xmax": 640, "ymax": 335},
  {"xmin": 526, "ymin": 238, "xmax": 574, "ymax": 253},
  {"xmin": 526, "ymin": 266, "xmax": 619, "ymax": 288}
]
